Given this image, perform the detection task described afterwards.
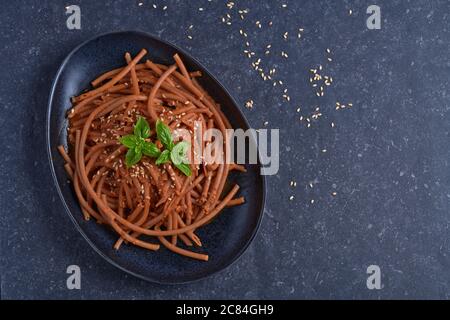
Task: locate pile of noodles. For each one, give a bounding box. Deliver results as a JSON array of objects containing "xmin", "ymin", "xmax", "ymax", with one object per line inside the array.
[{"xmin": 58, "ymin": 49, "xmax": 246, "ymax": 261}]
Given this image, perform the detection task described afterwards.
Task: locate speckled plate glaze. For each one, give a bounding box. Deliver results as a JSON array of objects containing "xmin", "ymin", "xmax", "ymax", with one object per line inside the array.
[{"xmin": 46, "ymin": 31, "xmax": 265, "ymax": 284}]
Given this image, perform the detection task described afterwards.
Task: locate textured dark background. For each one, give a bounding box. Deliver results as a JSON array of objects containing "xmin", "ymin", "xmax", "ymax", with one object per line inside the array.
[{"xmin": 1, "ymin": 0, "xmax": 449, "ymax": 299}]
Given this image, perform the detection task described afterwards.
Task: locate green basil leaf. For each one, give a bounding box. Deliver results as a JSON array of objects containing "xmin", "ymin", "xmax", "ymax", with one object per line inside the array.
[
  {"xmin": 142, "ymin": 141, "xmax": 161, "ymax": 158},
  {"xmin": 170, "ymin": 141, "xmax": 190, "ymax": 165},
  {"xmin": 134, "ymin": 145, "xmax": 142, "ymax": 154},
  {"xmin": 155, "ymin": 149, "xmax": 170, "ymax": 165},
  {"xmin": 125, "ymin": 148, "xmax": 142, "ymax": 168},
  {"xmin": 119, "ymin": 134, "xmax": 138, "ymax": 149},
  {"xmin": 174, "ymin": 163, "xmax": 192, "ymax": 177},
  {"xmin": 156, "ymin": 119, "xmax": 174, "ymax": 151},
  {"xmin": 134, "ymin": 116, "xmax": 151, "ymax": 139}
]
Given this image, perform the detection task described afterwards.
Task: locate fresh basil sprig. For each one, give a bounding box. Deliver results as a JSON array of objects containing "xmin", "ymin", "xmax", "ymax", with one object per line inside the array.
[
  {"xmin": 119, "ymin": 117, "xmax": 160, "ymax": 168},
  {"xmin": 155, "ymin": 119, "xmax": 192, "ymax": 176},
  {"xmin": 119, "ymin": 117, "xmax": 192, "ymax": 176}
]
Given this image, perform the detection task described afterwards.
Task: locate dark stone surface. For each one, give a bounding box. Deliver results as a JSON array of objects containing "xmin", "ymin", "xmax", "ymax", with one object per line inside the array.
[{"xmin": 1, "ymin": 0, "xmax": 449, "ymax": 299}]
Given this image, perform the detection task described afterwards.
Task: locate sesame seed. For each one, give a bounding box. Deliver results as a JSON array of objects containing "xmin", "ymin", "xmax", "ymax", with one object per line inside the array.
[{"xmin": 289, "ymin": 195, "xmax": 294, "ymax": 201}]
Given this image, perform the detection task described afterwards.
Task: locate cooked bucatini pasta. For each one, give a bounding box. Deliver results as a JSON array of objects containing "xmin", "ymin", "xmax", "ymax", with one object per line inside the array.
[{"xmin": 58, "ymin": 49, "xmax": 246, "ymax": 261}]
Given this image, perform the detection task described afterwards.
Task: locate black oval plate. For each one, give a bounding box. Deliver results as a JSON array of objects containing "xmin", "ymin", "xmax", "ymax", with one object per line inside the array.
[{"xmin": 46, "ymin": 31, "xmax": 265, "ymax": 284}]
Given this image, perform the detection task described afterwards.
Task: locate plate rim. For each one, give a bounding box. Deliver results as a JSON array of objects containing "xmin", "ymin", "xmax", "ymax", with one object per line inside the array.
[{"xmin": 46, "ymin": 30, "xmax": 266, "ymax": 284}]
